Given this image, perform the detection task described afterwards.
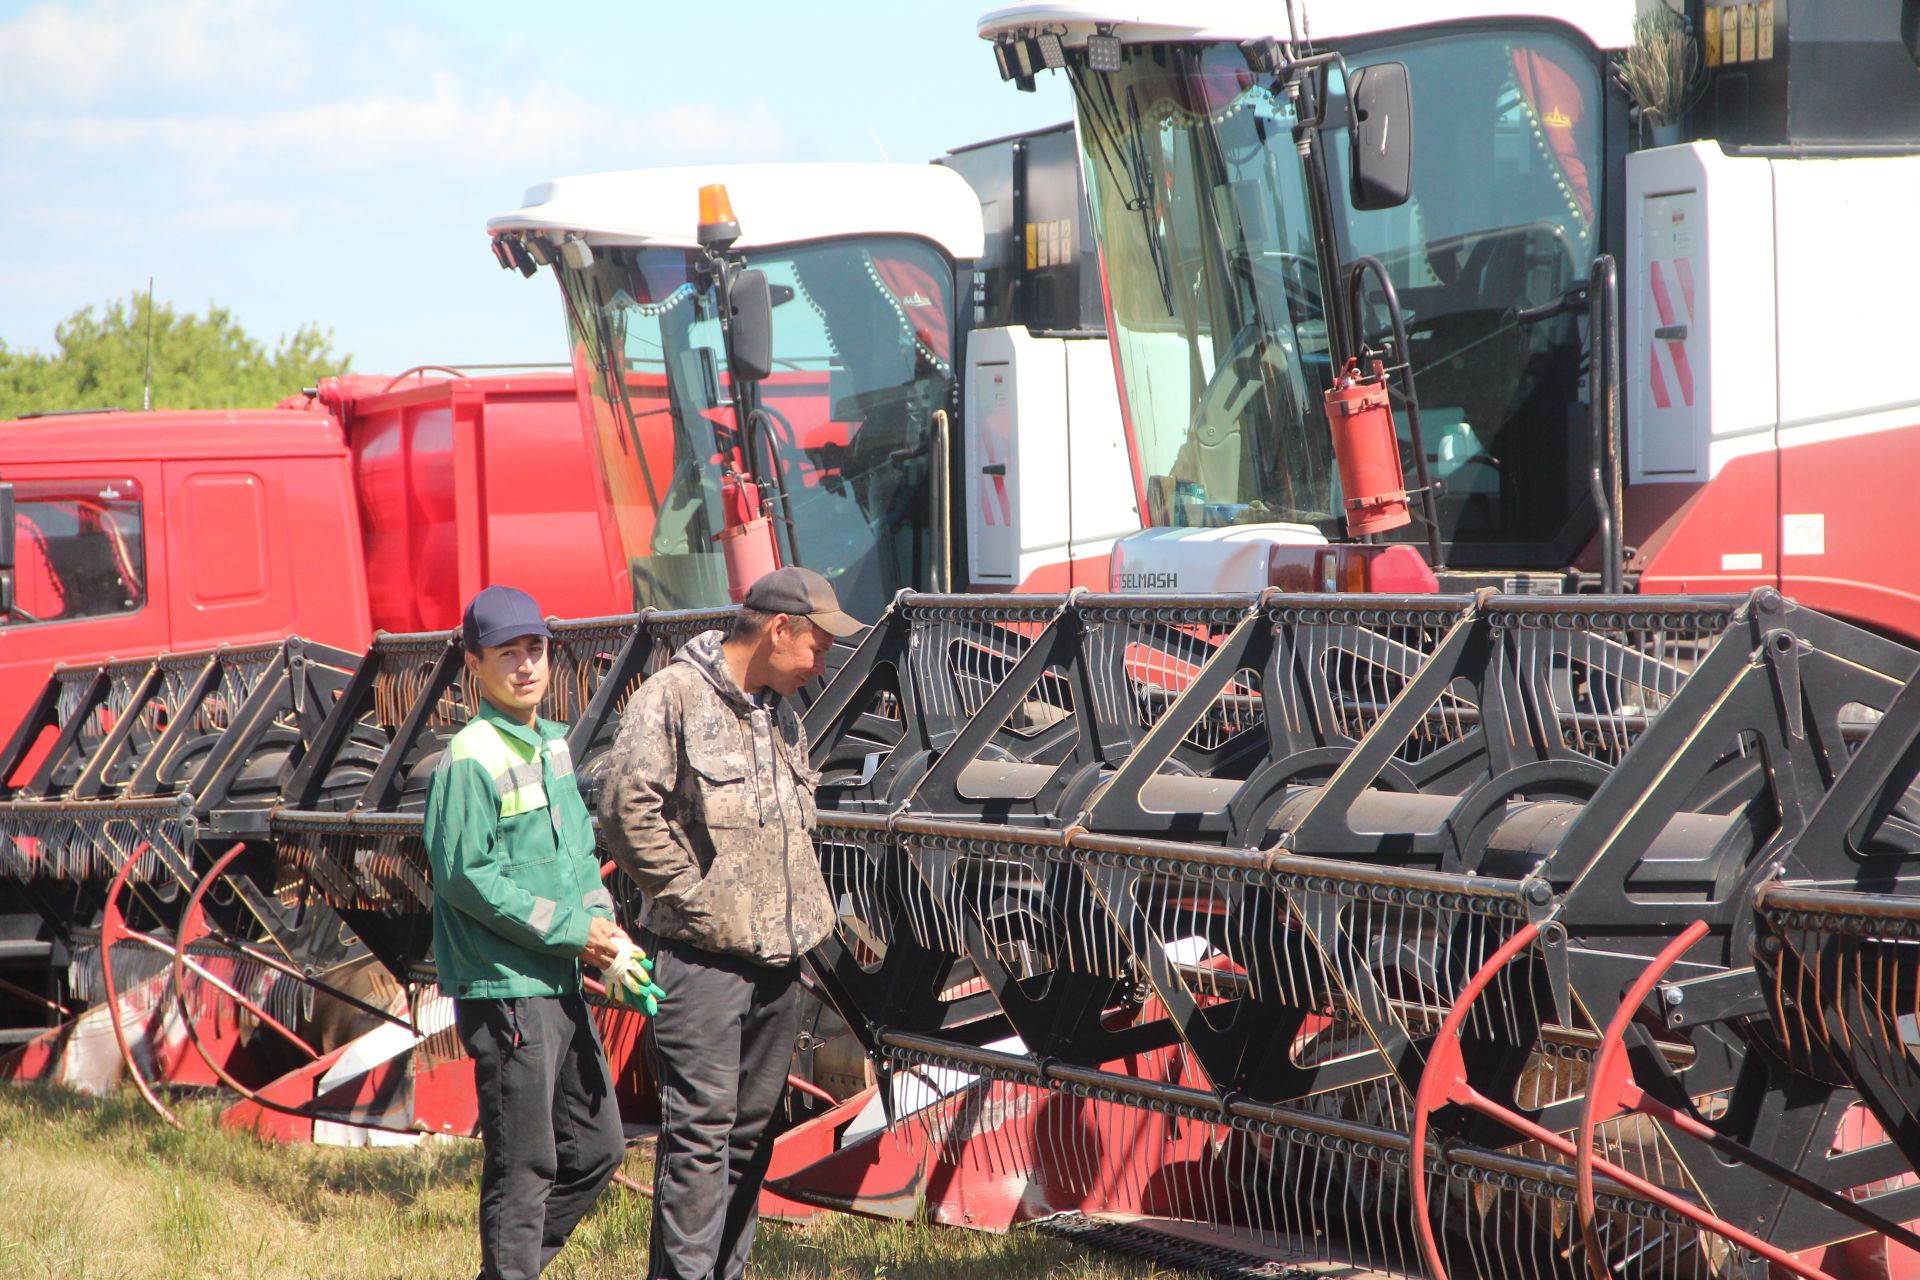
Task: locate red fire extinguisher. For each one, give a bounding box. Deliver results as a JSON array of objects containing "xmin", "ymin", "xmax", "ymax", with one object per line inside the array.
[
  {"xmin": 1322, "ymin": 357, "xmax": 1412, "ymax": 537},
  {"xmin": 715, "ymin": 465, "xmax": 780, "ymax": 602}
]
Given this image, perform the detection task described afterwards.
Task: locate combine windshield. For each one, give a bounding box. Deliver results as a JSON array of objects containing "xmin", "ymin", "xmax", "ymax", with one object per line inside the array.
[
  {"xmin": 556, "ymin": 238, "xmax": 954, "ymax": 617},
  {"xmin": 1071, "ymin": 43, "xmax": 1339, "ymax": 532},
  {"xmin": 1070, "ymin": 29, "xmax": 1608, "ymax": 565}
]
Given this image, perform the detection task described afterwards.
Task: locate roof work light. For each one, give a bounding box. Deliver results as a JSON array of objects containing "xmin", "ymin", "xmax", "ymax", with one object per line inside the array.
[{"xmin": 697, "ymin": 184, "xmax": 741, "ymax": 250}]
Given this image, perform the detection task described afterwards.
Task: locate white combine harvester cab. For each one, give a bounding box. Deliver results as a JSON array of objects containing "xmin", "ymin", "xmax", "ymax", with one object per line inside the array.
[
  {"xmin": 490, "ymin": 163, "xmax": 986, "ymax": 617},
  {"xmin": 979, "ymin": 0, "xmax": 1920, "ymax": 627},
  {"xmin": 488, "ymin": 149, "xmax": 1146, "ymax": 606}
]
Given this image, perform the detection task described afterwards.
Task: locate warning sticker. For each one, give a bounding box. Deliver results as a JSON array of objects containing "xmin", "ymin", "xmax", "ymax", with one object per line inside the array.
[
  {"xmin": 1722, "ymin": 552, "xmax": 1763, "ymax": 572},
  {"xmin": 1783, "ymin": 514, "xmax": 1826, "ymax": 557}
]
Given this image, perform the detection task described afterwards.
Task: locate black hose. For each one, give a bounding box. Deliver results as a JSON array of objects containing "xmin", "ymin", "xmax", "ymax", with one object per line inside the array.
[
  {"xmin": 1346, "ymin": 256, "xmax": 1443, "ymax": 570},
  {"xmin": 1586, "ymin": 255, "xmax": 1623, "ymax": 593}
]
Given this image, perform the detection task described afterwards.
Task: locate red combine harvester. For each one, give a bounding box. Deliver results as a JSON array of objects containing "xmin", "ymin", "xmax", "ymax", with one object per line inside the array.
[
  {"xmin": 11, "ymin": 9, "xmax": 1920, "ymax": 1279},
  {"xmin": 968, "ymin": 0, "xmax": 1920, "ymax": 637},
  {"xmin": 753, "ymin": 3, "xmax": 1920, "ymax": 1278},
  {"xmin": 485, "ymin": 150, "xmax": 1136, "ymax": 610}
]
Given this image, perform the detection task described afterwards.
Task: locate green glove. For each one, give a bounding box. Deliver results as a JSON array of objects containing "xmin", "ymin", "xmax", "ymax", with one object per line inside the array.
[
  {"xmin": 615, "ymin": 954, "xmax": 665, "ymax": 1017},
  {"xmin": 603, "ymin": 938, "xmax": 665, "ymax": 1016}
]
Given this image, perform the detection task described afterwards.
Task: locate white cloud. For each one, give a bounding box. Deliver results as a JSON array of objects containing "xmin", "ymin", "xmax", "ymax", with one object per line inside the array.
[
  {"xmin": 175, "ymin": 199, "xmax": 306, "ymax": 235},
  {"xmin": 14, "ymin": 74, "xmax": 788, "ymax": 176},
  {"xmin": 0, "ymin": 0, "xmax": 307, "ymax": 107},
  {"xmin": 0, "ymin": 1, "xmax": 809, "ymax": 370}
]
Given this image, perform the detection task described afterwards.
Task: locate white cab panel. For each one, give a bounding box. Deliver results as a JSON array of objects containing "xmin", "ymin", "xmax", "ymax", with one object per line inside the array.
[
  {"xmin": 1063, "ymin": 336, "xmax": 1141, "ymax": 570},
  {"xmin": 1624, "ymin": 142, "xmax": 1777, "ymax": 483},
  {"xmin": 964, "ymin": 326, "xmax": 1138, "ymax": 587},
  {"xmin": 490, "ymin": 163, "xmax": 986, "ymax": 260},
  {"xmin": 1773, "ymin": 155, "xmax": 1920, "ymax": 440},
  {"xmin": 1111, "ymin": 524, "xmax": 1327, "ymax": 593},
  {"xmin": 967, "ymin": 352, "xmax": 1025, "ymax": 582},
  {"xmin": 978, "ymin": 3, "xmax": 1632, "ymax": 52}
]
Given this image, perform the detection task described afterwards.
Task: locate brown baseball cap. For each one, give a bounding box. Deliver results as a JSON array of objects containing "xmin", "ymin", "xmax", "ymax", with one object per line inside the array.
[{"xmin": 742, "ymin": 566, "xmax": 865, "ymax": 638}]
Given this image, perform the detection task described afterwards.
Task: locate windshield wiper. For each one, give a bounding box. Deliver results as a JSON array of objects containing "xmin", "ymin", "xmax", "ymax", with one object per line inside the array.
[
  {"xmin": 1074, "ymin": 72, "xmax": 1176, "ymax": 316},
  {"xmin": 1121, "ymin": 85, "xmax": 1178, "ymax": 316}
]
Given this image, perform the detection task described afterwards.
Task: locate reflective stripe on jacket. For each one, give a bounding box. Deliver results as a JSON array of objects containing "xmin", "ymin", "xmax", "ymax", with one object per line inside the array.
[{"xmin": 424, "ymin": 701, "xmax": 615, "ymax": 998}]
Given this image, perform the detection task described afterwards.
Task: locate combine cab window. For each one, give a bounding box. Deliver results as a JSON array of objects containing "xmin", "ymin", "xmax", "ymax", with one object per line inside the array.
[
  {"xmin": 5, "ymin": 478, "xmax": 147, "ymax": 626},
  {"xmin": 1075, "ymin": 29, "xmax": 1609, "ymax": 566},
  {"xmin": 558, "ymin": 237, "xmax": 954, "ymax": 619},
  {"xmin": 1332, "ymin": 30, "xmax": 1607, "ymax": 566}
]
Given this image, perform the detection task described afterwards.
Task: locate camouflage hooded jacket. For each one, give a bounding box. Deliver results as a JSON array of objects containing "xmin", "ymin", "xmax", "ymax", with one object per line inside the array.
[{"xmin": 600, "ymin": 630, "xmax": 834, "ymax": 966}]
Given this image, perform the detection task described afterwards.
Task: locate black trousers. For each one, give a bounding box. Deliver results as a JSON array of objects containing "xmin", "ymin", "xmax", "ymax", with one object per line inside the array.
[
  {"xmin": 456, "ymin": 992, "xmax": 627, "ymax": 1280},
  {"xmin": 643, "ymin": 935, "xmax": 804, "ymax": 1280}
]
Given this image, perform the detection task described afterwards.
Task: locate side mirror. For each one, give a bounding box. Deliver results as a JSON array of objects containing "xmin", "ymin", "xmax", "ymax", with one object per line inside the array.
[
  {"xmin": 727, "ymin": 269, "xmax": 774, "ymax": 384},
  {"xmin": 0, "ymin": 483, "xmax": 14, "ymax": 618},
  {"xmin": 1348, "ymin": 61, "xmax": 1413, "ymax": 211},
  {"xmin": 0, "ymin": 484, "xmax": 15, "ymax": 573}
]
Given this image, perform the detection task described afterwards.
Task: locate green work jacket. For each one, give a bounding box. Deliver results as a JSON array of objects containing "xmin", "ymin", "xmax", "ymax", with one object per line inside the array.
[{"xmin": 423, "ymin": 700, "xmax": 614, "ymax": 998}]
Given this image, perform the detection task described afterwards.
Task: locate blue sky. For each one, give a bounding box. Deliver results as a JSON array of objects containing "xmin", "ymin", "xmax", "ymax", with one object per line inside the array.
[{"xmin": 0, "ymin": 0, "xmax": 1072, "ymax": 375}]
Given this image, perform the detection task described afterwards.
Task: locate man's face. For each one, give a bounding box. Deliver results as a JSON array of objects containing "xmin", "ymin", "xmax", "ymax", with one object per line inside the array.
[
  {"xmin": 766, "ymin": 615, "xmax": 834, "ymax": 696},
  {"xmin": 467, "ymin": 634, "xmax": 550, "ymax": 719}
]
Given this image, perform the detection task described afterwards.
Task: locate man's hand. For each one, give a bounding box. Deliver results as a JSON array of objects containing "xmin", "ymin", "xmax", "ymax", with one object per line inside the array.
[
  {"xmin": 601, "ymin": 935, "xmax": 666, "ymax": 1016},
  {"xmin": 582, "ymin": 916, "xmax": 626, "ymax": 970}
]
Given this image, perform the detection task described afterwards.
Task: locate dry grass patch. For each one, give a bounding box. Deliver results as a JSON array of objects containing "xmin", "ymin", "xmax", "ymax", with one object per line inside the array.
[{"xmin": 0, "ymin": 1085, "xmax": 1187, "ymax": 1280}]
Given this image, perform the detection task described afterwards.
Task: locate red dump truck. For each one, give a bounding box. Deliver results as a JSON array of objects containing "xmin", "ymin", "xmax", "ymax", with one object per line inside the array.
[{"xmin": 0, "ymin": 370, "xmax": 625, "ymax": 746}]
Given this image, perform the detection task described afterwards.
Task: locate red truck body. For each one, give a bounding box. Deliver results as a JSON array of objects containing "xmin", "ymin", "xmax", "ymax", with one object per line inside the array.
[
  {"xmin": 329, "ymin": 373, "xmax": 621, "ymax": 632},
  {"xmin": 0, "ymin": 372, "xmax": 623, "ymax": 740}
]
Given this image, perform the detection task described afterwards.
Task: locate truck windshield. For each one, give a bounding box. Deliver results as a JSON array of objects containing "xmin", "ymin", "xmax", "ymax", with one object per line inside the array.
[
  {"xmin": 1330, "ymin": 28, "xmax": 1605, "ymax": 567},
  {"xmin": 1071, "ymin": 42, "xmax": 1338, "ymax": 532},
  {"xmin": 557, "ymin": 237, "xmax": 954, "ymax": 618}
]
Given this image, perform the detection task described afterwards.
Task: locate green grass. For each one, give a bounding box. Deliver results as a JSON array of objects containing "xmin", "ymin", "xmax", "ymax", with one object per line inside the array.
[{"xmin": 0, "ymin": 1085, "xmax": 1187, "ymax": 1279}]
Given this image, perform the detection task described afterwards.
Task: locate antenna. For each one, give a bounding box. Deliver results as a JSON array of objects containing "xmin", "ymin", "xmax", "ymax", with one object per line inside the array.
[
  {"xmin": 867, "ymin": 125, "xmax": 892, "ymax": 164},
  {"xmin": 140, "ymin": 277, "xmax": 156, "ymax": 412}
]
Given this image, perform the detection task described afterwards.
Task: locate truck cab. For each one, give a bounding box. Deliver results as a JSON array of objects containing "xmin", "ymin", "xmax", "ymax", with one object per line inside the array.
[
  {"xmin": 0, "ymin": 411, "xmax": 371, "ymax": 741},
  {"xmin": 0, "ymin": 371, "xmax": 626, "ymax": 750}
]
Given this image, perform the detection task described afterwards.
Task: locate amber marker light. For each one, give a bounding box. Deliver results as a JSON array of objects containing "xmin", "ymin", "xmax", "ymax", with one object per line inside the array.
[{"xmin": 697, "ymin": 183, "xmax": 741, "ymax": 250}]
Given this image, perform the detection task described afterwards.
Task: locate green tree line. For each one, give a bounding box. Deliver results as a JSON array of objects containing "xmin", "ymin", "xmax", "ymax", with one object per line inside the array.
[{"xmin": 0, "ymin": 293, "xmax": 349, "ymax": 419}]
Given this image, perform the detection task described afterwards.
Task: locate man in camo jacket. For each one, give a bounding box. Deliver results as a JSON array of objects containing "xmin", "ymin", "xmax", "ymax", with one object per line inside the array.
[{"xmin": 601, "ymin": 565, "xmax": 861, "ymax": 1280}]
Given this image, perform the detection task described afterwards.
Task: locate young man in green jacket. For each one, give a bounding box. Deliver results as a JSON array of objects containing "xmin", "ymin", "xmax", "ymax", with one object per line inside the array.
[{"xmin": 425, "ymin": 585, "xmax": 630, "ymax": 1280}]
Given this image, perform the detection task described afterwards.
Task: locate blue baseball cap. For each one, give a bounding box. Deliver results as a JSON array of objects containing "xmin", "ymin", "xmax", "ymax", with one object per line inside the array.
[{"xmin": 462, "ymin": 585, "xmax": 551, "ymax": 650}]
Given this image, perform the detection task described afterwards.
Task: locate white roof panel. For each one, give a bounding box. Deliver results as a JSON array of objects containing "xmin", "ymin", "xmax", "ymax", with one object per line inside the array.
[
  {"xmin": 978, "ymin": 2, "xmax": 1634, "ymax": 52},
  {"xmin": 488, "ymin": 163, "xmax": 985, "ymax": 261}
]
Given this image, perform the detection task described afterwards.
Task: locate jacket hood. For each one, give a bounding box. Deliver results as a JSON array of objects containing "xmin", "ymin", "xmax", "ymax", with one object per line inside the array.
[{"xmin": 676, "ymin": 630, "xmax": 756, "ymax": 712}]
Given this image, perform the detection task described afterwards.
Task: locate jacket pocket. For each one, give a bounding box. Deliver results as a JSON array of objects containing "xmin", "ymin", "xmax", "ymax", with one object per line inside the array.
[
  {"xmin": 503, "ymin": 998, "xmax": 534, "ymax": 1054},
  {"xmin": 496, "ymin": 807, "xmax": 559, "ymax": 868},
  {"xmin": 686, "ymin": 736, "xmax": 756, "ymax": 830},
  {"xmin": 671, "ymin": 852, "xmax": 756, "ymax": 953}
]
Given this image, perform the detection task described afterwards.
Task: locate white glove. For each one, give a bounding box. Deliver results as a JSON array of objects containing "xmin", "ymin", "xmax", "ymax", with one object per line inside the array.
[{"xmin": 600, "ymin": 934, "xmax": 663, "ymax": 1015}]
